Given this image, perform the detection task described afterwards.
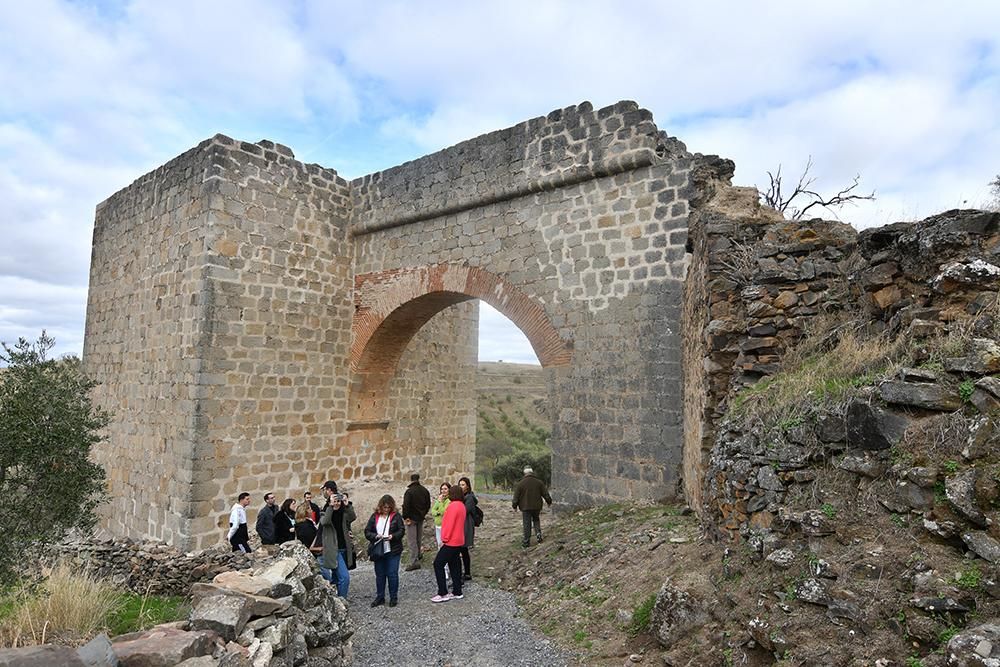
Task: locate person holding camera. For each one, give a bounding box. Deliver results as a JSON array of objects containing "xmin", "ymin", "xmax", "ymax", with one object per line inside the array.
[{"xmin": 320, "ymin": 480, "xmax": 356, "ymax": 597}]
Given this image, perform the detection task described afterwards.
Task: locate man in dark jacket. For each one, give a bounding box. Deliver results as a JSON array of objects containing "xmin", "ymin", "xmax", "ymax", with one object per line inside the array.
[
  {"xmin": 512, "ymin": 467, "xmax": 552, "ymax": 548},
  {"xmin": 255, "ymin": 492, "xmax": 279, "ymax": 547},
  {"xmin": 401, "ymin": 473, "xmax": 432, "ymax": 571}
]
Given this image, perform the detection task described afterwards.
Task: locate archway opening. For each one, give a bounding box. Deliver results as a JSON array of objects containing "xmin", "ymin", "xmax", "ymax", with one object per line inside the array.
[
  {"xmin": 345, "ymin": 265, "xmax": 570, "ymax": 492},
  {"xmin": 475, "ymin": 302, "xmax": 551, "ymax": 492}
]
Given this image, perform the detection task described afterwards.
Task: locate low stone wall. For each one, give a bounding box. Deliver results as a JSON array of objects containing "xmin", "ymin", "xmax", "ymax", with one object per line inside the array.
[{"xmin": 52, "ymin": 536, "xmax": 254, "ymax": 596}]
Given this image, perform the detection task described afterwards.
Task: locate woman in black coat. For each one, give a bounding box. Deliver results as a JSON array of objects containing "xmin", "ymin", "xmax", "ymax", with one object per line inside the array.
[
  {"xmin": 458, "ymin": 477, "xmax": 478, "ymax": 581},
  {"xmin": 364, "ymin": 494, "xmax": 405, "ymax": 607},
  {"xmin": 274, "ymin": 498, "xmax": 297, "ymax": 544}
]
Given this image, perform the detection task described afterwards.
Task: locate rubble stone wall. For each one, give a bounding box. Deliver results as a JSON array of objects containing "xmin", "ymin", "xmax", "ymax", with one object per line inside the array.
[{"xmin": 695, "ymin": 205, "xmax": 1000, "ymax": 533}]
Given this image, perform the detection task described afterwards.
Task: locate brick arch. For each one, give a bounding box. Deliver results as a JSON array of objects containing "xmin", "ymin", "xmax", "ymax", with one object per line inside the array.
[{"xmin": 349, "ymin": 264, "xmax": 572, "ymax": 425}]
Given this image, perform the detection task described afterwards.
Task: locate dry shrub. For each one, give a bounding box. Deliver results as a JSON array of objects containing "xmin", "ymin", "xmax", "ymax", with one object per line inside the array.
[
  {"xmin": 0, "ymin": 563, "xmax": 120, "ymax": 647},
  {"xmin": 897, "ymin": 412, "xmax": 974, "ymax": 466},
  {"xmin": 730, "ymin": 319, "xmax": 909, "ymax": 424}
]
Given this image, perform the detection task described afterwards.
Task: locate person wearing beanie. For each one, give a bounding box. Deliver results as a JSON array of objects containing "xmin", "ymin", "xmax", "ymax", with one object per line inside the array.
[
  {"xmin": 512, "ymin": 466, "xmax": 552, "ymax": 548},
  {"xmin": 402, "ymin": 472, "xmax": 431, "ymax": 571}
]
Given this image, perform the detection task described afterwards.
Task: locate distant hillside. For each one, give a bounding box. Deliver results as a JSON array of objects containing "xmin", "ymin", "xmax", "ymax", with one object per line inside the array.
[{"xmin": 475, "ymin": 362, "xmax": 551, "ymax": 489}]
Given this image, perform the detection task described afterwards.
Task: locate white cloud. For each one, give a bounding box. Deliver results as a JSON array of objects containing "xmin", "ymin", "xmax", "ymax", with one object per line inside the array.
[
  {"xmin": 478, "ymin": 303, "xmax": 540, "ymax": 365},
  {"xmin": 0, "ymin": 276, "xmax": 87, "ymax": 358},
  {"xmin": 1, "ymin": 0, "xmax": 999, "ymax": 359}
]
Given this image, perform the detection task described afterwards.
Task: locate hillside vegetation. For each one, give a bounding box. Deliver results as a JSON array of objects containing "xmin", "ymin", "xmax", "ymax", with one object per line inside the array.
[{"xmin": 475, "ymin": 362, "xmax": 552, "ymax": 489}]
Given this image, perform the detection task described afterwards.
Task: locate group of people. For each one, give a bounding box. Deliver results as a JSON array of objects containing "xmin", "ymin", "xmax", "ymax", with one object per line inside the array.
[{"xmin": 226, "ymin": 466, "xmax": 552, "ymax": 608}]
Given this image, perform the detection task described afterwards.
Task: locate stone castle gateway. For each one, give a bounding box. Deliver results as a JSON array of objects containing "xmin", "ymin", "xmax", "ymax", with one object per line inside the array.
[{"xmin": 84, "ymin": 100, "xmax": 724, "ymax": 550}]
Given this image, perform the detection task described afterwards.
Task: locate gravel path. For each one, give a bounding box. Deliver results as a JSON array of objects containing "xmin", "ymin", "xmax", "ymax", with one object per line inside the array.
[{"xmin": 347, "ymin": 555, "xmax": 571, "ymax": 667}]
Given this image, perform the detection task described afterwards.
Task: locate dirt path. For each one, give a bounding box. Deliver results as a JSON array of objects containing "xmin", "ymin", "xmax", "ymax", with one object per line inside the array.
[{"xmin": 346, "ymin": 496, "xmax": 573, "ymax": 667}]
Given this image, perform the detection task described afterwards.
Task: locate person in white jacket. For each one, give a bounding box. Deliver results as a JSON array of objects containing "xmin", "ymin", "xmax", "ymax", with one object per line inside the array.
[{"xmin": 228, "ymin": 492, "xmax": 252, "ymax": 553}]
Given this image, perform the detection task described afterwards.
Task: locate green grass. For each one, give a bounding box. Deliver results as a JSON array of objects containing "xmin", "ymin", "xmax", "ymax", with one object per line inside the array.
[
  {"xmin": 107, "ymin": 593, "xmax": 189, "ymax": 636},
  {"xmin": 957, "ymin": 565, "xmax": 982, "ymax": 590},
  {"xmin": 628, "ymin": 593, "xmax": 657, "ymax": 637},
  {"xmin": 959, "ymin": 380, "xmax": 975, "ymax": 403}
]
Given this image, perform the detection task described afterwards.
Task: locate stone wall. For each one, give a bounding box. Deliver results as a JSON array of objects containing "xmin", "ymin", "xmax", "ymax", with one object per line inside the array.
[
  {"xmin": 177, "ymin": 137, "xmax": 357, "ymax": 551},
  {"xmin": 351, "ymin": 101, "xmax": 699, "ymax": 507},
  {"xmin": 84, "ymin": 140, "xmax": 221, "ymax": 546},
  {"xmin": 52, "ymin": 536, "xmax": 252, "ymax": 596},
  {"xmin": 695, "ymin": 207, "xmax": 1000, "ymax": 534},
  {"xmin": 681, "ymin": 184, "xmax": 858, "ymax": 516},
  {"xmin": 87, "ymin": 100, "xmax": 724, "ymax": 548},
  {"xmin": 340, "ymin": 300, "xmax": 479, "ymax": 484}
]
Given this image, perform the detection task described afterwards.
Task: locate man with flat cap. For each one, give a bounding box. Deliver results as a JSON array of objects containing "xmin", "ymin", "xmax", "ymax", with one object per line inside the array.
[
  {"xmin": 513, "ymin": 466, "xmax": 552, "ymax": 548},
  {"xmin": 402, "ymin": 473, "xmax": 431, "ymax": 571}
]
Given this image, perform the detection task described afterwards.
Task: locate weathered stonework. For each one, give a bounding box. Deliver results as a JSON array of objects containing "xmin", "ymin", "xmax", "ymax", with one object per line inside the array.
[{"xmin": 85, "ymin": 100, "xmax": 710, "ymax": 548}]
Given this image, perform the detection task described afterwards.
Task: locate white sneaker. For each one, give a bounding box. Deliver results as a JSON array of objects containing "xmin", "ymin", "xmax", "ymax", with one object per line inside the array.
[
  {"xmin": 450, "ymin": 593, "xmax": 463, "ymax": 599},
  {"xmin": 431, "ymin": 594, "xmax": 450, "ymax": 603}
]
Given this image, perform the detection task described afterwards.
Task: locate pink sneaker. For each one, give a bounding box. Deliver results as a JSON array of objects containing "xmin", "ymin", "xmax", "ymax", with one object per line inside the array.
[{"xmin": 431, "ymin": 594, "xmax": 451, "ymax": 603}]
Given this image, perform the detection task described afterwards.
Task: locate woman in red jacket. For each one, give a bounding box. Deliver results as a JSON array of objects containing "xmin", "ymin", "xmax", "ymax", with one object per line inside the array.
[{"xmin": 431, "ymin": 485, "xmax": 466, "ymax": 603}]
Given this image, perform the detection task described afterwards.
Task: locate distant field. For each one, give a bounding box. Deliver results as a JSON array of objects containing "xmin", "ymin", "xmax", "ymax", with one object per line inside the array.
[{"xmin": 475, "ymin": 362, "xmax": 551, "ymax": 489}]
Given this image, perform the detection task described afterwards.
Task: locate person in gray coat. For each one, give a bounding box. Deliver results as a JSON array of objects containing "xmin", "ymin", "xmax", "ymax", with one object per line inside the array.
[
  {"xmin": 319, "ymin": 480, "xmax": 356, "ymax": 597},
  {"xmin": 458, "ymin": 476, "xmax": 478, "ymax": 581}
]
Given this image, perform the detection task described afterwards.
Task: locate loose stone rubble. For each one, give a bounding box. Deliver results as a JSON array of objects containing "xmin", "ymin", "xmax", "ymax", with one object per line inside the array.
[{"xmin": 0, "ymin": 541, "xmax": 352, "ymax": 667}]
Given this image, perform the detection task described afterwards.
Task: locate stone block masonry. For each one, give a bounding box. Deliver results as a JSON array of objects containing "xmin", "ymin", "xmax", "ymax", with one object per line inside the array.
[{"xmin": 86, "ymin": 100, "xmax": 722, "ymax": 549}]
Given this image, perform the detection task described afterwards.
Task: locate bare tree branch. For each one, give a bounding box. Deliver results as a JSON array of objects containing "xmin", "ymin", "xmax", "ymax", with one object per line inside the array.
[{"xmin": 759, "ymin": 156, "xmax": 875, "ymax": 220}]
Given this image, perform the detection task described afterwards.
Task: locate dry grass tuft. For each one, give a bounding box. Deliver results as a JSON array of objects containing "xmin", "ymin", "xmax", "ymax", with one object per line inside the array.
[
  {"xmin": 0, "ymin": 564, "xmax": 120, "ymax": 648},
  {"xmin": 730, "ymin": 320, "xmax": 908, "ymax": 424}
]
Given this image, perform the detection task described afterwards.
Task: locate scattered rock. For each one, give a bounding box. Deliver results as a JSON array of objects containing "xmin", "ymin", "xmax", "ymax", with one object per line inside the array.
[
  {"xmin": 838, "ymin": 455, "xmax": 888, "ymax": 478},
  {"xmin": 964, "ymin": 417, "xmax": 996, "ymax": 461},
  {"xmin": 190, "ymin": 594, "xmax": 253, "ymax": 642},
  {"xmin": 879, "ymin": 381, "xmax": 962, "ymax": 411},
  {"xmin": 911, "ymin": 597, "xmax": 970, "ymax": 613},
  {"xmin": 933, "ymin": 259, "xmax": 1000, "ymax": 294},
  {"xmin": 962, "ymin": 532, "xmax": 1000, "ymax": 563},
  {"xmin": 897, "ymin": 480, "xmax": 934, "ymax": 510},
  {"xmin": 0, "ymin": 645, "xmax": 87, "ymax": 667},
  {"xmin": 747, "ymin": 617, "xmax": 774, "ymax": 651},
  {"xmin": 798, "ymin": 509, "xmax": 837, "ymax": 537},
  {"xmin": 947, "ymin": 470, "xmax": 989, "ymax": 527},
  {"xmin": 649, "ymin": 580, "xmax": 706, "ymax": 647},
  {"xmin": 111, "ymin": 627, "xmax": 219, "ymax": 667},
  {"xmin": 924, "ymin": 518, "xmax": 963, "ymax": 541},
  {"xmin": 905, "ymin": 466, "xmax": 940, "ymax": 488},
  {"xmin": 794, "ymin": 578, "xmax": 832, "ymax": 606},
  {"xmin": 846, "ymin": 401, "xmax": 911, "ymax": 450},
  {"xmin": 77, "ymin": 633, "xmax": 118, "ymax": 667},
  {"xmin": 945, "ymin": 339, "xmax": 1000, "ymax": 375},
  {"xmin": 946, "ymin": 623, "xmax": 1000, "ymax": 665},
  {"xmin": 211, "ymin": 572, "xmax": 271, "ymax": 598},
  {"xmin": 765, "ymin": 548, "xmax": 795, "ymax": 569}
]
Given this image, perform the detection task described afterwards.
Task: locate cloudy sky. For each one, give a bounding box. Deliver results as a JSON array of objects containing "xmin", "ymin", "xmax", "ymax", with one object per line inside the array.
[{"xmin": 1, "ymin": 1, "xmax": 998, "ymax": 363}]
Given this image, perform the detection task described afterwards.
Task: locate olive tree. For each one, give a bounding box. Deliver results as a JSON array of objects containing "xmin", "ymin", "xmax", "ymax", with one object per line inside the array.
[{"xmin": 0, "ymin": 332, "xmax": 108, "ymax": 585}]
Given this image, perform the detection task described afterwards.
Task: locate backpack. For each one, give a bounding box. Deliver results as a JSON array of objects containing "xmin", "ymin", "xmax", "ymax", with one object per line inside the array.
[{"xmin": 472, "ymin": 504, "xmax": 484, "ymax": 527}]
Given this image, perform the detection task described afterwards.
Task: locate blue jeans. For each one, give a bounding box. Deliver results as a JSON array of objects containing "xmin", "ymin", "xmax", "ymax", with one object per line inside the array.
[
  {"xmin": 332, "ymin": 549, "xmax": 350, "ymax": 597},
  {"xmin": 318, "ymin": 551, "xmax": 350, "ymax": 597},
  {"xmin": 373, "ymin": 552, "xmax": 401, "ymax": 602},
  {"xmin": 315, "ymin": 554, "xmax": 334, "ymax": 585}
]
